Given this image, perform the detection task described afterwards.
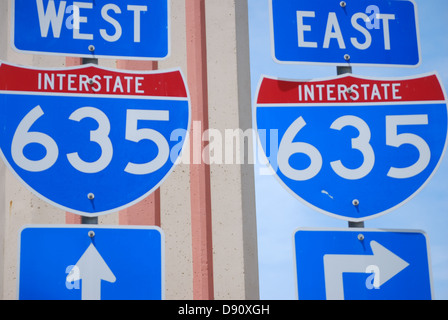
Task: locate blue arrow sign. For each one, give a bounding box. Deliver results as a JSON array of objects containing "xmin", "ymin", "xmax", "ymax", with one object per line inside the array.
[
  {"xmin": 18, "ymin": 225, "xmax": 164, "ymax": 300},
  {"xmin": 255, "ymin": 73, "xmax": 448, "ymax": 221},
  {"xmin": 12, "ymin": 0, "xmax": 169, "ymax": 60},
  {"xmin": 270, "ymin": 0, "xmax": 421, "ymax": 66},
  {"xmin": 294, "ymin": 228, "xmax": 433, "ymax": 300}
]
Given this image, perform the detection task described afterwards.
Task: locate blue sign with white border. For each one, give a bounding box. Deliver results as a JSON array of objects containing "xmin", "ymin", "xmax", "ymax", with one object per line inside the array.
[
  {"xmin": 270, "ymin": 0, "xmax": 421, "ymax": 67},
  {"xmin": 12, "ymin": 0, "xmax": 170, "ymax": 60},
  {"xmin": 18, "ymin": 225, "xmax": 164, "ymax": 300},
  {"xmin": 294, "ymin": 228, "xmax": 433, "ymax": 300},
  {"xmin": 255, "ymin": 73, "xmax": 448, "ymax": 222},
  {"xmin": 0, "ymin": 62, "xmax": 190, "ymax": 216}
]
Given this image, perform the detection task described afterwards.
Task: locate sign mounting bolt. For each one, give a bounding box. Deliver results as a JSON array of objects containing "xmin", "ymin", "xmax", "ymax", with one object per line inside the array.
[
  {"xmin": 358, "ymin": 233, "xmax": 364, "ymax": 241},
  {"xmin": 344, "ymin": 54, "xmax": 351, "ymax": 61},
  {"xmin": 88, "ymin": 45, "xmax": 95, "ymax": 52},
  {"xmin": 352, "ymin": 199, "xmax": 359, "ymax": 206},
  {"xmin": 88, "ymin": 230, "xmax": 95, "ymax": 238},
  {"xmin": 340, "ymin": 1, "xmax": 347, "ymax": 8},
  {"xmin": 87, "ymin": 193, "xmax": 95, "ymax": 200}
]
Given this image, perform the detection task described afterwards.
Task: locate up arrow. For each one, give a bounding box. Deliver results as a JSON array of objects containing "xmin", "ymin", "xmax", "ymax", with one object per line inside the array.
[
  {"xmin": 66, "ymin": 243, "xmax": 116, "ymax": 300},
  {"xmin": 323, "ymin": 241, "xmax": 409, "ymax": 300}
]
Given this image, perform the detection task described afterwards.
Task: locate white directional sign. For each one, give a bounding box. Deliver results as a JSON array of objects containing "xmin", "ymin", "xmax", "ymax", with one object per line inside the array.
[
  {"xmin": 323, "ymin": 240, "xmax": 409, "ymax": 300},
  {"xmin": 66, "ymin": 243, "xmax": 117, "ymax": 300},
  {"xmin": 294, "ymin": 228, "xmax": 433, "ymax": 300}
]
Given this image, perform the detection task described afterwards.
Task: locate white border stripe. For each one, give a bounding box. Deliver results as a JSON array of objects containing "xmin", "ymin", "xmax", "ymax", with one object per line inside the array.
[
  {"xmin": 0, "ymin": 90, "xmax": 189, "ymax": 101},
  {"xmin": 257, "ymin": 100, "xmax": 448, "ymax": 107}
]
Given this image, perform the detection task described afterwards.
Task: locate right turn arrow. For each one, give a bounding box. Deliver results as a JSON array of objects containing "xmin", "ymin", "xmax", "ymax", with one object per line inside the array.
[{"xmin": 323, "ymin": 240, "xmax": 409, "ymax": 300}]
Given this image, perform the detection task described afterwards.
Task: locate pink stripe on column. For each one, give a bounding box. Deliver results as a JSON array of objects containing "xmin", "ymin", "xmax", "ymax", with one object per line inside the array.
[
  {"xmin": 186, "ymin": 0, "xmax": 214, "ymax": 300},
  {"xmin": 65, "ymin": 57, "xmax": 82, "ymax": 67},
  {"xmin": 117, "ymin": 60, "xmax": 161, "ymax": 227},
  {"xmin": 65, "ymin": 57, "xmax": 83, "ymax": 224}
]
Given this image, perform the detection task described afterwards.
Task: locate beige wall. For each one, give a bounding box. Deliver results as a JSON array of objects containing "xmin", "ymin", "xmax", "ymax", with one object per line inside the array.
[{"xmin": 0, "ymin": 0, "xmax": 258, "ymax": 300}]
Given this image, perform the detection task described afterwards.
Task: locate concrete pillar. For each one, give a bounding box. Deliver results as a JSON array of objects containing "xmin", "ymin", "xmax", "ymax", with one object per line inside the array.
[{"xmin": 204, "ymin": 0, "xmax": 259, "ymax": 300}]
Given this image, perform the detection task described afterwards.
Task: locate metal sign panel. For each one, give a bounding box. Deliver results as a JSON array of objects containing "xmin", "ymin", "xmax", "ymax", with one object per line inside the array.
[
  {"xmin": 18, "ymin": 225, "xmax": 164, "ymax": 300},
  {"xmin": 0, "ymin": 62, "xmax": 190, "ymax": 216},
  {"xmin": 255, "ymin": 73, "xmax": 448, "ymax": 221},
  {"xmin": 12, "ymin": 0, "xmax": 170, "ymax": 60},
  {"xmin": 294, "ymin": 228, "xmax": 433, "ymax": 300},
  {"xmin": 270, "ymin": 0, "xmax": 421, "ymax": 67}
]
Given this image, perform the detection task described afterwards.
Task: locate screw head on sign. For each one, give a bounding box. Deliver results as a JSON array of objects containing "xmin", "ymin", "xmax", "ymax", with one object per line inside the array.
[
  {"xmin": 88, "ymin": 231, "xmax": 95, "ymax": 238},
  {"xmin": 340, "ymin": 1, "xmax": 347, "ymax": 8},
  {"xmin": 88, "ymin": 45, "xmax": 95, "ymax": 52},
  {"xmin": 352, "ymin": 199, "xmax": 359, "ymax": 206},
  {"xmin": 358, "ymin": 233, "xmax": 364, "ymax": 241},
  {"xmin": 87, "ymin": 193, "xmax": 95, "ymax": 200},
  {"xmin": 344, "ymin": 54, "xmax": 351, "ymax": 61}
]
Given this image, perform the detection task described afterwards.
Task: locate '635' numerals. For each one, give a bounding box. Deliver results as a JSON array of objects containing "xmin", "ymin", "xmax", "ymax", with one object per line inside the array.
[
  {"xmin": 278, "ymin": 114, "xmax": 430, "ymax": 181},
  {"xmin": 11, "ymin": 105, "xmax": 170, "ymax": 175}
]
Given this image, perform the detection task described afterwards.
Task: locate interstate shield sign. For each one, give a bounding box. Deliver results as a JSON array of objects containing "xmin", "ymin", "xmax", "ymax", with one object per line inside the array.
[
  {"xmin": 0, "ymin": 62, "xmax": 190, "ymax": 216},
  {"xmin": 255, "ymin": 73, "xmax": 448, "ymax": 221}
]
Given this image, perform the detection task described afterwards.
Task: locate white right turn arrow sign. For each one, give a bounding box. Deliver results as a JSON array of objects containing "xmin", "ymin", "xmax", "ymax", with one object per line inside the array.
[
  {"xmin": 293, "ymin": 228, "xmax": 433, "ymax": 300},
  {"xmin": 323, "ymin": 240, "xmax": 409, "ymax": 300}
]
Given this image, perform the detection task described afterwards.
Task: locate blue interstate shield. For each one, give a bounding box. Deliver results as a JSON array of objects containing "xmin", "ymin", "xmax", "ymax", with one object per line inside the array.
[
  {"xmin": 255, "ymin": 73, "xmax": 448, "ymax": 221},
  {"xmin": 0, "ymin": 62, "xmax": 190, "ymax": 216}
]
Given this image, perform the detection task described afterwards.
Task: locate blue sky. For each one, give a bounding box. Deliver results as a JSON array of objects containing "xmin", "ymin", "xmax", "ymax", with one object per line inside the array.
[{"xmin": 248, "ymin": 0, "xmax": 448, "ymax": 299}]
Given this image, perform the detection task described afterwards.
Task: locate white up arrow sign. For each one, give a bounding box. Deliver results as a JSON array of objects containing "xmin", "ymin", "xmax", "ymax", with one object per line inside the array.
[
  {"xmin": 323, "ymin": 241, "xmax": 409, "ymax": 300},
  {"xmin": 66, "ymin": 243, "xmax": 116, "ymax": 300}
]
